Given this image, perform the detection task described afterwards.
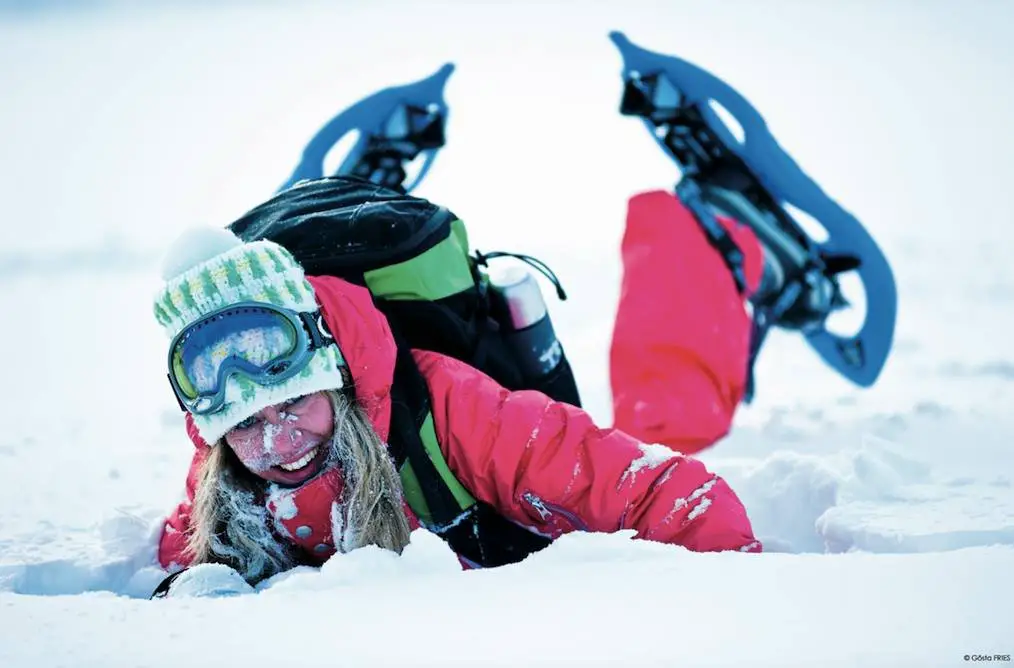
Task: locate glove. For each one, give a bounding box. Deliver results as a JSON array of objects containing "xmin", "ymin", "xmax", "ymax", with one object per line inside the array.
[{"xmin": 150, "ymin": 563, "xmax": 255, "ymax": 599}]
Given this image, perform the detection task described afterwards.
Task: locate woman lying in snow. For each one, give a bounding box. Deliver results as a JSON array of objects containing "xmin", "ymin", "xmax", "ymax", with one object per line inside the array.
[{"xmin": 151, "ymin": 181, "xmax": 764, "ymax": 598}]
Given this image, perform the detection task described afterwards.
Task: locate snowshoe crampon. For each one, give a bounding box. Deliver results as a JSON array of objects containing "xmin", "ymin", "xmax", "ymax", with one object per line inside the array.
[
  {"xmin": 280, "ymin": 63, "xmax": 455, "ymax": 194},
  {"xmin": 609, "ymin": 31, "xmax": 897, "ymax": 398}
]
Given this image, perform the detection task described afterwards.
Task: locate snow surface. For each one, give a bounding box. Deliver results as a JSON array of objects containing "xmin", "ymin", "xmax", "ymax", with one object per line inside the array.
[{"xmin": 2, "ymin": 1, "xmax": 1014, "ymax": 666}]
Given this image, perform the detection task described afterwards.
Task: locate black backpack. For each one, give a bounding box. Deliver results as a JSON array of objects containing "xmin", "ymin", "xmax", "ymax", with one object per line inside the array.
[{"xmin": 228, "ymin": 175, "xmax": 581, "ymax": 567}]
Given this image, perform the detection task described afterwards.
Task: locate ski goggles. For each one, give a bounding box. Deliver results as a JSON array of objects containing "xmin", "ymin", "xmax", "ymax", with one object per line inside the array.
[{"xmin": 167, "ymin": 301, "xmax": 340, "ymax": 416}]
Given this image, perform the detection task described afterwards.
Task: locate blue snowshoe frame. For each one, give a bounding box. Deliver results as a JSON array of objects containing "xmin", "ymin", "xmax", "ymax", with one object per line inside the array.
[
  {"xmin": 609, "ymin": 31, "xmax": 897, "ymax": 391},
  {"xmin": 280, "ymin": 63, "xmax": 455, "ymax": 194}
]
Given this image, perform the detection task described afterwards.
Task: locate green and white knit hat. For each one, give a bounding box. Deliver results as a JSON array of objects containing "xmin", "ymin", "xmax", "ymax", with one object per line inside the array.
[{"xmin": 154, "ymin": 227, "xmax": 345, "ymax": 445}]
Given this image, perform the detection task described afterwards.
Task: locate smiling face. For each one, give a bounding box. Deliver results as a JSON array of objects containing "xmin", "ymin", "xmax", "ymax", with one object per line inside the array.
[{"xmin": 223, "ymin": 391, "xmax": 334, "ymax": 486}]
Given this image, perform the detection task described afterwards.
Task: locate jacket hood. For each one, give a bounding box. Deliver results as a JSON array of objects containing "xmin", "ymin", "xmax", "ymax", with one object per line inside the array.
[{"xmin": 307, "ymin": 274, "xmax": 396, "ymax": 440}]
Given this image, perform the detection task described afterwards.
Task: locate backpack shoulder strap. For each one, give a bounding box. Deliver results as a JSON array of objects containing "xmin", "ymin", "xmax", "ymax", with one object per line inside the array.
[
  {"xmin": 386, "ymin": 342, "xmax": 554, "ymax": 567},
  {"xmin": 388, "ymin": 342, "xmax": 474, "ymax": 529}
]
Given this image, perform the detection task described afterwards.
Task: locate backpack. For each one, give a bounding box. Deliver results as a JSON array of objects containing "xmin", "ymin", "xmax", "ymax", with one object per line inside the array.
[{"xmin": 228, "ymin": 175, "xmax": 581, "ymax": 567}]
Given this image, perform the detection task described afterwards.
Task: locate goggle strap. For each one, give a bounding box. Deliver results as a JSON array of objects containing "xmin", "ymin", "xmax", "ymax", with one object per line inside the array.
[
  {"xmin": 169, "ymin": 373, "xmax": 188, "ymax": 413},
  {"xmin": 298, "ymin": 310, "xmax": 336, "ymax": 351}
]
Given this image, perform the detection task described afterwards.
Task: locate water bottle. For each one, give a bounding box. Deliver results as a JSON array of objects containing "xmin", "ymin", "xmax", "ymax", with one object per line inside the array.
[{"xmin": 487, "ymin": 264, "xmax": 564, "ymax": 383}]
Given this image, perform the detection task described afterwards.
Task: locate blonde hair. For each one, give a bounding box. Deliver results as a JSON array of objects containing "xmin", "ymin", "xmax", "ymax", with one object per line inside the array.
[{"xmin": 185, "ymin": 389, "xmax": 412, "ymax": 583}]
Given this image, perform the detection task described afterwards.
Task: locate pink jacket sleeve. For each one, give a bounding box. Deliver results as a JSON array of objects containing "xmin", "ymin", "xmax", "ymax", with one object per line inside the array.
[{"xmin": 416, "ymin": 350, "xmax": 761, "ymax": 553}]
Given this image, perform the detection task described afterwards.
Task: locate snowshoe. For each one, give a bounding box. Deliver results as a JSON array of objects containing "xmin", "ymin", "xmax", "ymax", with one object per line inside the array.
[
  {"xmin": 279, "ymin": 63, "xmax": 455, "ymax": 194},
  {"xmin": 609, "ymin": 31, "xmax": 897, "ymax": 400}
]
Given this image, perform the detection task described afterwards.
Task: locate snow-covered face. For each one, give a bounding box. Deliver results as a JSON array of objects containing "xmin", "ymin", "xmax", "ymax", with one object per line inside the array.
[{"xmin": 223, "ymin": 392, "xmax": 334, "ymax": 487}]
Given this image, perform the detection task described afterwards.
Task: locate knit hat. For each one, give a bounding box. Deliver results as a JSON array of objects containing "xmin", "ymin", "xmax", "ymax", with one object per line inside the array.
[{"xmin": 154, "ymin": 227, "xmax": 345, "ymax": 445}]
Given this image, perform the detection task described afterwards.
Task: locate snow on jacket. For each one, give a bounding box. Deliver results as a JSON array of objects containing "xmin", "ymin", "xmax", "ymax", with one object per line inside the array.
[{"xmin": 157, "ymin": 191, "xmax": 763, "ymax": 569}]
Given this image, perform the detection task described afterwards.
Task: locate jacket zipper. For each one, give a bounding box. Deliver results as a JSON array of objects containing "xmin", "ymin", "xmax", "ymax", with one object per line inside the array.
[{"xmin": 522, "ymin": 492, "xmax": 589, "ymax": 532}]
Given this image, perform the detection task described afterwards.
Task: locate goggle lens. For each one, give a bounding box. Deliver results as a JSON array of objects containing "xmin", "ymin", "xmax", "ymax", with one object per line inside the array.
[{"xmin": 170, "ymin": 307, "xmax": 302, "ymax": 402}]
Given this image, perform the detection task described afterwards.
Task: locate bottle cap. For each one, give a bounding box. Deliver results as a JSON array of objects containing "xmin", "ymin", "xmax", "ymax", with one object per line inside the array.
[{"xmin": 488, "ymin": 263, "xmax": 547, "ymax": 329}]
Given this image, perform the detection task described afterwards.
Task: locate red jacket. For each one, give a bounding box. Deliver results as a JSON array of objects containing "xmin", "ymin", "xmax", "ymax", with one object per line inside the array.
[{"xmin": 157, "ymin": 191, "xmax": 763, "ymax": 569}]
